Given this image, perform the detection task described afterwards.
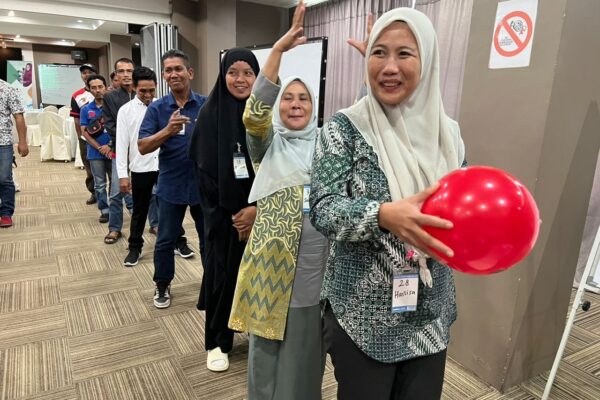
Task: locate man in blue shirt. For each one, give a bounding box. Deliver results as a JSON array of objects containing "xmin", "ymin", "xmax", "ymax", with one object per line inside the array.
[
  {"xmin": 80, "ymin": 74, "xmax": 113, "ymax": 224},
  {"xmin": 138, "ymin": 49, "xmax": 206, "ymax": 309}
]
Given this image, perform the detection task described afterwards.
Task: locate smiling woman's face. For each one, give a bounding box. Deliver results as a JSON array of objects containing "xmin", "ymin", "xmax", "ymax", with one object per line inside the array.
[
  {"xmin": 279, "ymin": 81, "xmax": 313, "ymax": 131},
  {"xmin": 368, "ymin": 21, "xmax": 421, "ymax": 106},
  {"xmin": 225, "ymin": 61, "xmax": 256, "ymax": 100}
]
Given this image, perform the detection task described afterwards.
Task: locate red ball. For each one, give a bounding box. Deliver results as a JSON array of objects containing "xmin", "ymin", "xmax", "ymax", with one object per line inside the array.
[{"xmin": 421, "ymin": 166, "xmax": 540, "ymax": 275}]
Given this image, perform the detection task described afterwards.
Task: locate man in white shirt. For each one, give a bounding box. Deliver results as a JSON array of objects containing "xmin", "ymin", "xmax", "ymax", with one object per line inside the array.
[{"xmin": 116, "ymin": 67, "xmax": 161, "ymax": 266}]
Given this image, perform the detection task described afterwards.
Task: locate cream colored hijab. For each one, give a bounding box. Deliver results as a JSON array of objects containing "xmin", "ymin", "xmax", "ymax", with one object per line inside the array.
[
  {"xmin": 248, "ymin": 77, "xmax": 318, "ymax": 203},
  {"xmin": 341, "ymin": 8, "xmax": 465, "ymax": 201}
]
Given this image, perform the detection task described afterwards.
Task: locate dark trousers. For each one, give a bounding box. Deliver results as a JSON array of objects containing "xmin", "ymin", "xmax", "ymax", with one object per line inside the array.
[
  {"xmin": 323, "ymin": 304, "xmax": 447, "ymax": 400},
  {"xmin": 205, "ymin": 323, "xmax": 234, "ymax": 354},
  {"xmin": 78, "ymin": 138, "xmax": 95, "ymax": 195},
  {"xmin": 153, "ymin": 197, "xmax": 204, "ymax": 285},
  {"xmin": 129, "ymin": 171, "xmax": 158, "ymax": 251}
]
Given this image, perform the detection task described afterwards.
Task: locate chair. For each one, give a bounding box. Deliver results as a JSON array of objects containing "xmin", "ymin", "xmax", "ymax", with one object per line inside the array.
[
  {"xmin": 43, "ymin": 105, "xmax": 58, "ymax": 113},
  {"xmin": 58, "ymin": 106, "xmax": 71, "ymax": 119},
  {"xmin": 39, "ymin": 111, "xmax": 71, "ymax": 162},
  {"xmin": 23, "ymin": 111, "xmax": 42, "ymax": 146}
]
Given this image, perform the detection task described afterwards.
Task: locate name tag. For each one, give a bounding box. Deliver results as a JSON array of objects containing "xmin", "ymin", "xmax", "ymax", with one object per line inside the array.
[
  {"xmin": 392, "ymin": 273, "xmax": 418, "ymax": 313},
  {"xmin": 303, "ymin": 184, "xmax": 311, "ymax": 214},
  {"xmin": 233, "ymin": 153, "xmax": 249, "ymax": 179}
]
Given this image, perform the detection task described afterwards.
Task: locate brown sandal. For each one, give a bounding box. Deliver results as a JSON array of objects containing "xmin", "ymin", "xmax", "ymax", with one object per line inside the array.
[{"xmin": 104, "ymin": 231, "xmax": 122, "ymax": 245}]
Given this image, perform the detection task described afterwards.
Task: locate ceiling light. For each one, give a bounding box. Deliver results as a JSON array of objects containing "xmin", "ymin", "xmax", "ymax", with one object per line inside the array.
[
  {"xmin": 15, "ymin": 35, "xmax": 20, "ymax": 38},
  {"xmin": 8, "ymin": 11, "xmax": 15, "ymax": 17},
  {"xmin": 77, "ymin": 19, "xmax": 83, "ymax": 23},
  {"xmin": 304, "ymin": 0, "xmax": 328, "ymax": 6},
  {"xmin": 134, "ymin": 42, "xmax": 140, "ymax": 47},
  {"xmin": 1, "ymin": 42, "xmax": 6, "ymax": 49}
]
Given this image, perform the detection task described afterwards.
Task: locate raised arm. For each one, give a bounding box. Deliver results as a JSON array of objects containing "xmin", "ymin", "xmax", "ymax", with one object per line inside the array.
[{"xmin": 243, "ymin": 0, "xmax": 307, "ymax": 163}]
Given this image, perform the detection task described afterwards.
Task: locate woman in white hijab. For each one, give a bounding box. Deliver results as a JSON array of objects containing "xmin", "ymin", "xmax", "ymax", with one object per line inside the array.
[
  {"xmin": 310, "ymin": 7, "xmax": 465, "ymax": 399},
  {"xmin": 228, "ymin": 3, "xmax": 328, "ymax": 399}
]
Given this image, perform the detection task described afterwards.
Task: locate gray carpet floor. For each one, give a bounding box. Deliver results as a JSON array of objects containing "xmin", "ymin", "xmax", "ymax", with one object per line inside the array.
[{"xmin": 1, "ymin": 147, "xmax": 599, "ymax": 399}]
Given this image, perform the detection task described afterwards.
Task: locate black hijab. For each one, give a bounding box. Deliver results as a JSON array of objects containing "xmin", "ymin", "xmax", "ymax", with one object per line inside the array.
[{"xmin": 190, "ymin": 48, "xmax": 260, "ymax": 211}]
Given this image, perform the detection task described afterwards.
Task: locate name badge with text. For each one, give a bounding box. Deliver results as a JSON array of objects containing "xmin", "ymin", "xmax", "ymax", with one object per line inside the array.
[
  {"xmin": 392, "ymin": 273, "xmax": 418, "ymax": 313},
  {"xmin": 233, "ymin": 153, "xmax": 249, "ymax": 179}
]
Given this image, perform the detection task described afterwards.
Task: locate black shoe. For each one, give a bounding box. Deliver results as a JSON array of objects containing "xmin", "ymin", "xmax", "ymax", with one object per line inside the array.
[
  {"xmin": 86, "ymin": 195, "xmax": 97, "ymax": 205},
  {"xmin": 123, "ymin": 249, "xmax": 142, "ymax": 267},
  {"xmin": 98, "ymin": 214, "xmax": 109, "ymax": 223},
  {"xmin": 174, "ymin": 243, "xmax": 195, "ymax": 258},
  {"xmin": 153, "ymin": 284, "xmax": 171, "ymax": 308}
]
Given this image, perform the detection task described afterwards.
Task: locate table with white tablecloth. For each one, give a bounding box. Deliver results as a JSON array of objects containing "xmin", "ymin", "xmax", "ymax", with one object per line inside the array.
[{"xmin": 63, "ymin": 117, "xmax": 83, "ymax": 167}]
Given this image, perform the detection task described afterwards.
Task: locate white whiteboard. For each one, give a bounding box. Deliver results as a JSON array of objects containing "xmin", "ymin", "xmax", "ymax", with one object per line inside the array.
[
  {"xmin": 38, "ymin": 64, "xmax": 83, "ymax": 106},
  {"xmin": 223, "ymin": 39, "xmax": 327, "ymax": 124}
]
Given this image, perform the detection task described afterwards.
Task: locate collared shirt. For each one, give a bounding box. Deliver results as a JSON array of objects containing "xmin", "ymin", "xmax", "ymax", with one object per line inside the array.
[
  {"xmin": 138, "ymin": 91, "xmax": 207, "ymax": 205},
  {"xmin": 0, "ymin": 79, "xmax": 25, "ymax": 145},
  {"xmin": 80, "ymin": 101, "xmax": 111, "ymax": 160},
  {"xmin": 69, "ymin": 87, "xmax": 94, "ymax": 119},
  {"xmin": 116, "ymin": 96, "xmax": 159, "ymax": 178}
]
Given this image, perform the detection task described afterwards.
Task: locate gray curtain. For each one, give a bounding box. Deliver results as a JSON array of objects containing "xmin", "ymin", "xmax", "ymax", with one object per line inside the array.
[{"xmin": 304, "ymin": 0, "xmax": 473, "ymax": 120}]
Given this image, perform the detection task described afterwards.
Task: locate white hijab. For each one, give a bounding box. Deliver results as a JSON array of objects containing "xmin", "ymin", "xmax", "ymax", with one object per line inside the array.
[
  {"xmin": 341, "ymin": 8, "xmax": 465, "ymax": 201},
  {"xmin": 248, "ymin": 76, "xmax": 318, "ymax": 203}
]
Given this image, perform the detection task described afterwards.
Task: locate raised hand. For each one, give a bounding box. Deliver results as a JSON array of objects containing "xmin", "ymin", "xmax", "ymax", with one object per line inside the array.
[
  {"xmin": 347, "ymin": 13, "xmax": 374, "ymax": 57},
  {"xmin": 273, "ymin": 0, "xmax": 308, "ymax": 53}
]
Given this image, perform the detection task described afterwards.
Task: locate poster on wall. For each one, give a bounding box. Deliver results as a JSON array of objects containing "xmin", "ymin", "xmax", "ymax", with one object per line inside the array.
[
  {"xmin": 489, "ymin": 0, "xmax": 538, "ymax": 69},
  {"xmin": 6, "ymin": 60, "xmax": 34, "ymax": 110}
]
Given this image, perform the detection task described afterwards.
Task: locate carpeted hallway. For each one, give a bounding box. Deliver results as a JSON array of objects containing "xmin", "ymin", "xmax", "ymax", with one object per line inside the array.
[{"xmin": 1, "ymin": 147, "xmax": 599, "ymax": 400}]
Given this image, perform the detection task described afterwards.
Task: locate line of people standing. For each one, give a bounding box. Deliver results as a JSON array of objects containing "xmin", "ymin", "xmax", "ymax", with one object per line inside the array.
[{"xmin": 69, "ymin": 3, "xmax": 464, "ymax": 399}]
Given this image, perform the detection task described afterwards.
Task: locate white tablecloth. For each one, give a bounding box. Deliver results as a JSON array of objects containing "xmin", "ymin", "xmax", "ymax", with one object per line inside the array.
[{"xmin": 63, "ymin": 117, "xmax": 83, "ymax": 167}]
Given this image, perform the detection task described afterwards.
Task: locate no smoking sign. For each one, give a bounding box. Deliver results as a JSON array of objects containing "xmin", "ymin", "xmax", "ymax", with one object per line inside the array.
[
  {"xmin": 494, "ymin": 11, "xmax": 533, "ymax": 57},
  {"xmin": 489, "ymin": 0, "xmax": 538, "ymax": 69}
]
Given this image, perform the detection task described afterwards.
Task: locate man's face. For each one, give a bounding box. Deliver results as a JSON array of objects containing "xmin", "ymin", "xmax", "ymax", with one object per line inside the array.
[
  {"xmin": 88, "ymin": 79, "xmax": 106, "ymax": 101},
  {"xmin": 81, "ymin": 69, "xmax": 94, "ymax": 86},
  {"xmin": 162, "ymin": 57, "xmax": 193, "ymax": 93},
  {"xmin": 115, "ymin": 61, "xmax": 134, "ymax": 87},
  {"xmin": 135, "ymin": 80, "xmax": 156, "ymax": 106}
]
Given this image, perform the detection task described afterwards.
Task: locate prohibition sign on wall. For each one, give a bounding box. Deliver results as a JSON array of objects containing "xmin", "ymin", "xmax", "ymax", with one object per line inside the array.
[{"xmin": 493, "ymin": 11, "xmax": 533, "ymax": 57}]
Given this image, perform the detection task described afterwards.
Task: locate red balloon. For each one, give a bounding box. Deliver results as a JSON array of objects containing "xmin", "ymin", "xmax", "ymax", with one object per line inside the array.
[{"xmin": 421, "ymin": 166, "xmax": 540, "ymax": 275}]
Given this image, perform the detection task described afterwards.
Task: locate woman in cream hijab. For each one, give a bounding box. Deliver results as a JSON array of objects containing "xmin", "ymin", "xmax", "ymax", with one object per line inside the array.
[{"xmin": 310, "ymin": 7, "xmax": 465, "ymax": 399}]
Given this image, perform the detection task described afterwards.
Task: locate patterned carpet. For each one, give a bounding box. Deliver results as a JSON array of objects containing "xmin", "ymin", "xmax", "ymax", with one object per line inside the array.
[{"xmin": 1, "ymin": 147, "xmax": 599, "ymax": 400}]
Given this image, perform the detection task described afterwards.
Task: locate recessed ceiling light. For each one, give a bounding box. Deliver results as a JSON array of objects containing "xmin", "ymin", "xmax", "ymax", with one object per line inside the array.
[
  {"xmin": 8, "ymin": 11, "xmax": 15, "ymax": 17},
  {"xmin": 98, "ymin": 20, "xmax": 104, "ymax": 24},
  {"xmin": 134, "ymin": 42, "xmax": 140, "ymax": 47},
  {"xmin": 77, "ymin": 19, "xmax": 83, "ymax": 23},
  {"xmin": 15, "ymin": 35, "xmax": 20, "ymax": 38}
]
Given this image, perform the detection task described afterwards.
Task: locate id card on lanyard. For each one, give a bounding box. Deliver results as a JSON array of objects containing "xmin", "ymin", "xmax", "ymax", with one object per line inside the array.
[
  {"xmin": 303, "ymin": 184, "xmax": 310, "ymax": 214},
  {"xmin": 233, "ymin": 142, "xmax": 249, "ymax": 179},
  {"xmin": 391, "ymin": 265, "xmax": 419, "ymax": 313}
]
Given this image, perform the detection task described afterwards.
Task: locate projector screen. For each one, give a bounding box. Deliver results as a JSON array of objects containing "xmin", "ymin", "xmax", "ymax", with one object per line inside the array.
[
  {"xmin": 38, "ymin": 64, "xmax": 83, "ymax": 106},
  {"xmin": 222, "ymin": 38, "xmax": 328, "ymax": 125}
]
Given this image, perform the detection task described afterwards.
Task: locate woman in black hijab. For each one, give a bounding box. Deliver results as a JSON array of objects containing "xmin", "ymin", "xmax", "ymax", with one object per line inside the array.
[{"xmin": 189, "ymin": 48, "xmax": 259, "ymax": 372}]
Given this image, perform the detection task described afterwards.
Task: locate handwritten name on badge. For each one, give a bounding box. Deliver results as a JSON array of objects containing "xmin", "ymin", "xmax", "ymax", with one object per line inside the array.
[{"xmin": 392, "ymin": 273, "xmax": 418, "ymax": 313}]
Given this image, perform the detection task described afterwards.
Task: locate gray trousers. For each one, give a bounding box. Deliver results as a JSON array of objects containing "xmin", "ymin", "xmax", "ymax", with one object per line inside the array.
[{"xmin": 247, "ymin": 304, "xmax": 325, "ymax": 400}]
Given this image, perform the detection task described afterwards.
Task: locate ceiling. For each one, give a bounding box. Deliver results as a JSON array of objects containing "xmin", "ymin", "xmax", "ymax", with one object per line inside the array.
[
  {"xmin": 0, "ymin": 9, "xmax": 133, "ymax": 49},
  {"xmin": 0, "ymin": 0, "xmax": 318, "ymax": 50}
]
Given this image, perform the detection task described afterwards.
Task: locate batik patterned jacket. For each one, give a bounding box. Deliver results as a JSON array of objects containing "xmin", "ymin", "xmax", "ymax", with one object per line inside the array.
[{"xmin": 310, "ymin": 112, "xmax": 458, "ymax": 363}]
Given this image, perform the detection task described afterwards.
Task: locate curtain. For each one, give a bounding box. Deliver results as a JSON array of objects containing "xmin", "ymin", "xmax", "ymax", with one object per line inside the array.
[{"xmin": 304, "ymin": 0, "xmax": 473, "ymax": 120}]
